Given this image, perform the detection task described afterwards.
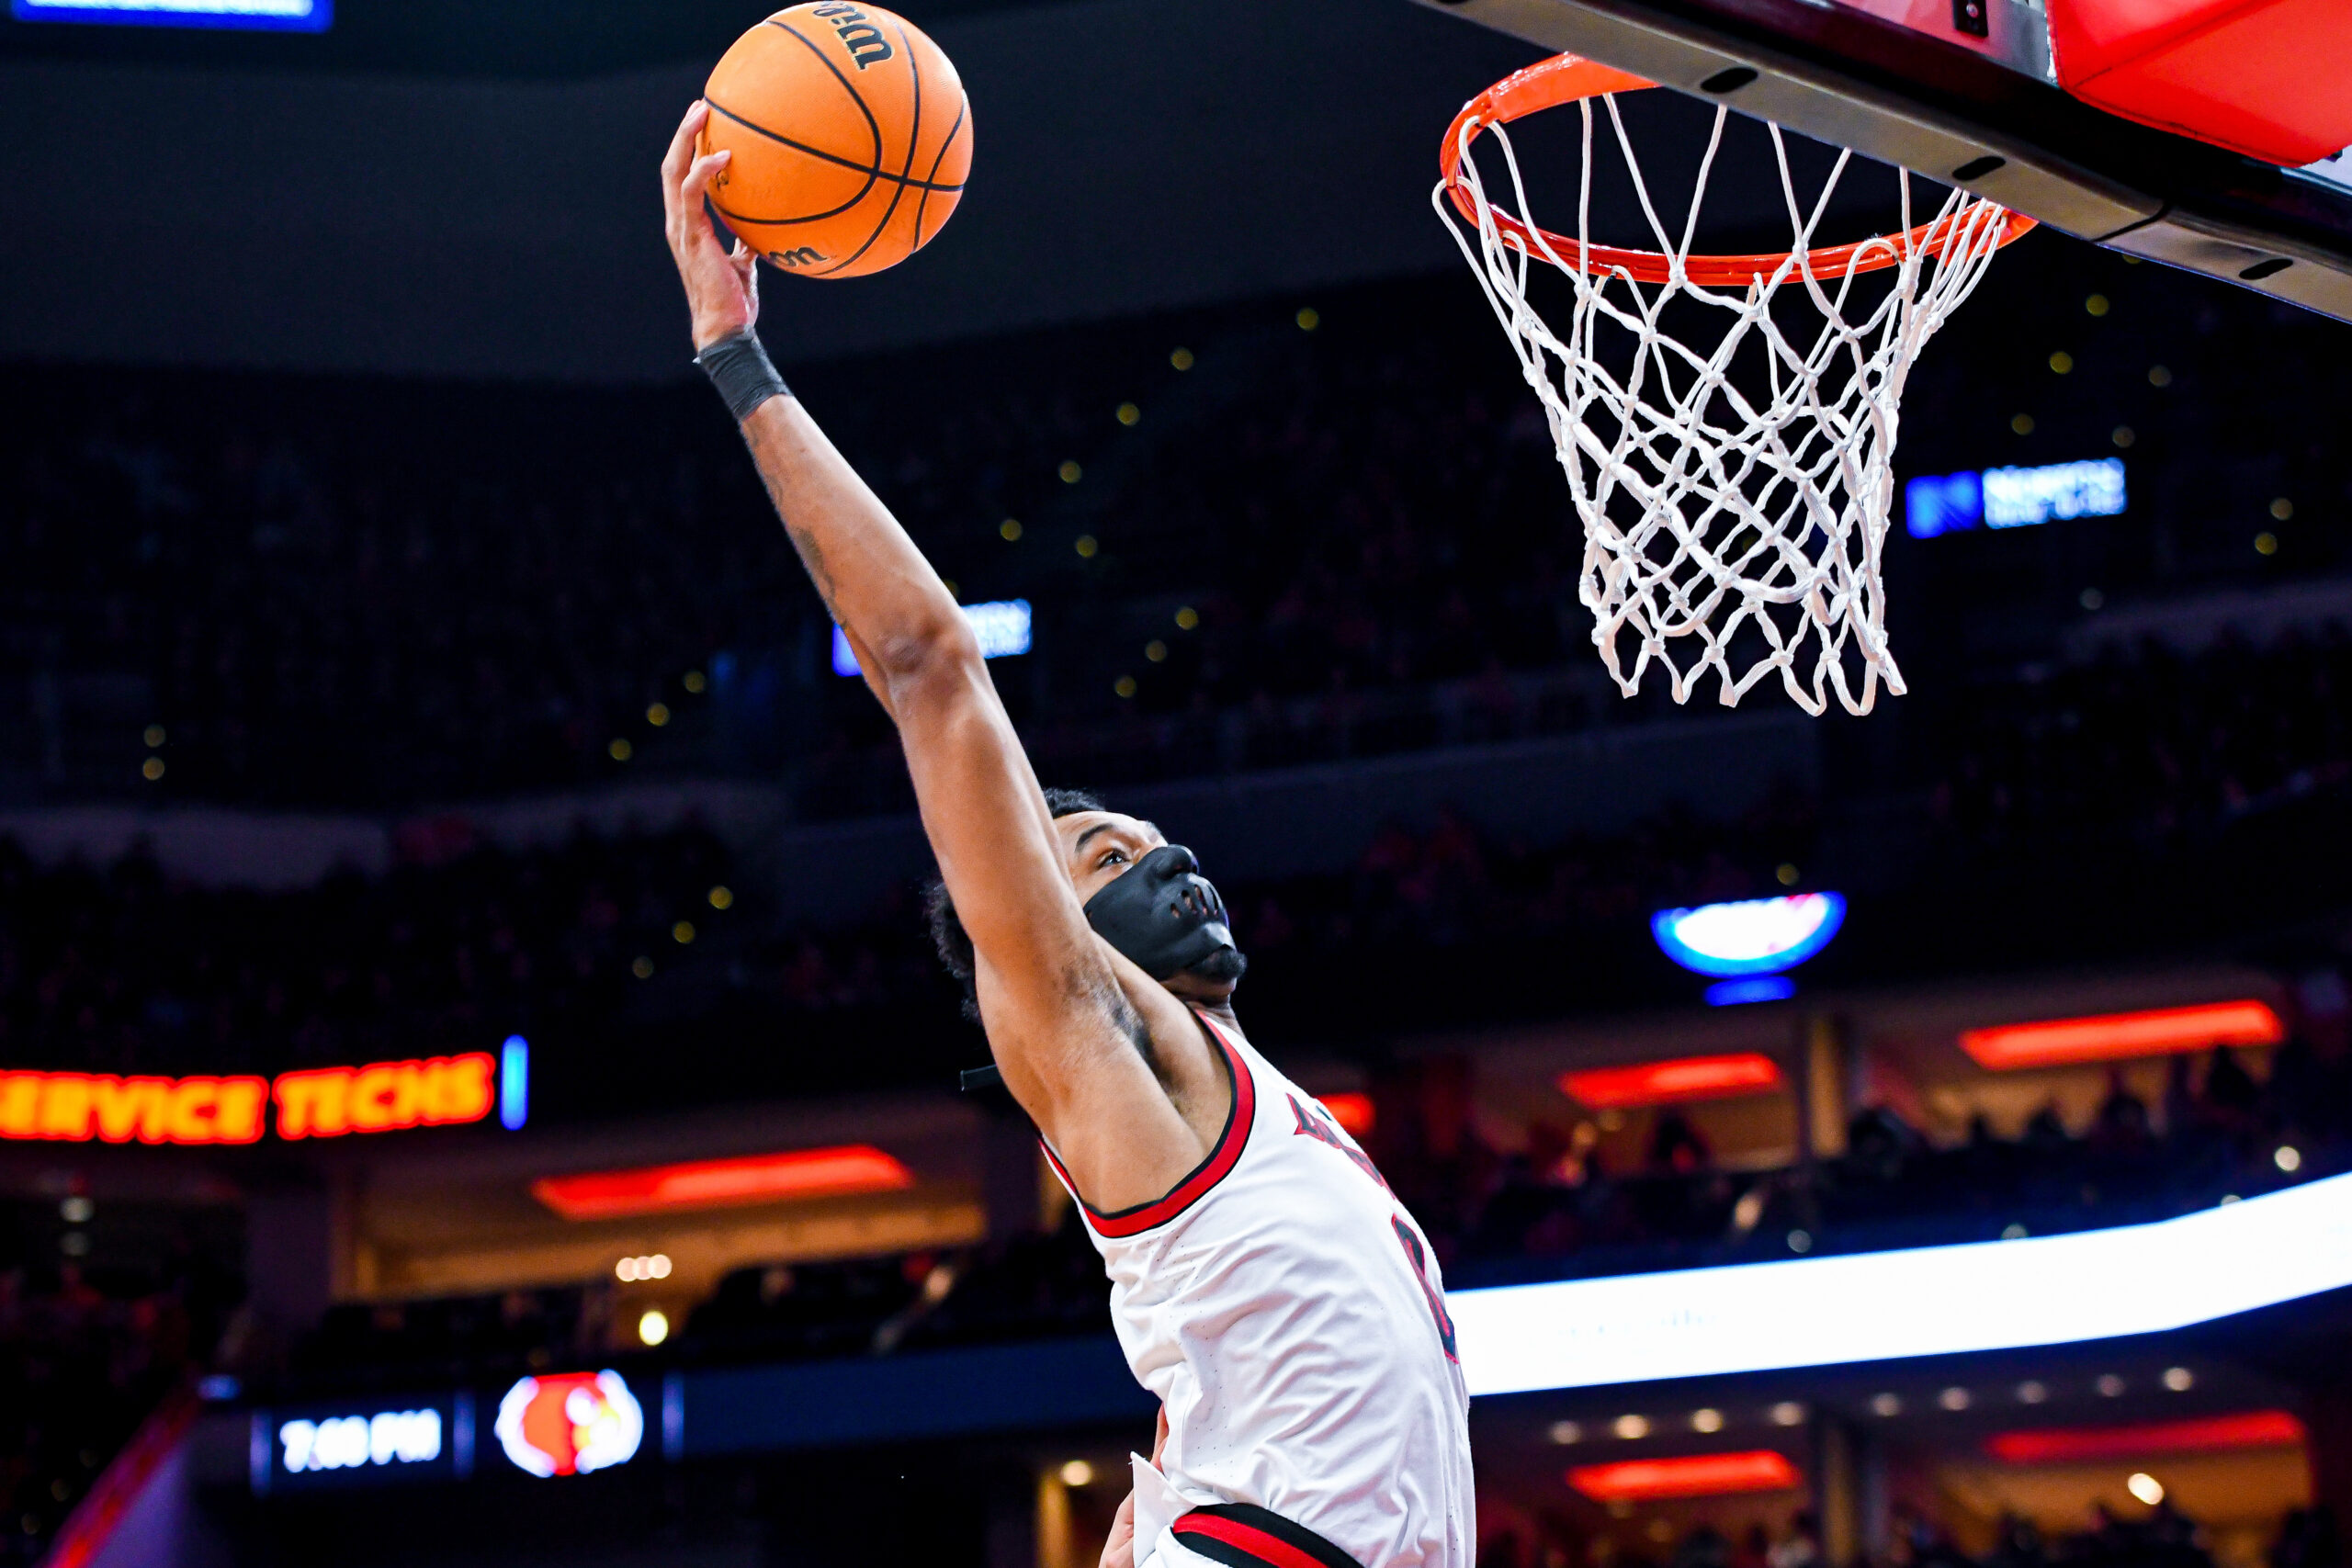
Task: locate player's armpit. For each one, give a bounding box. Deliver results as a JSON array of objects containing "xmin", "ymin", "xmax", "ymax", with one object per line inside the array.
[{"xmin": 888, "ymin": 670, "xmax": 1209, "ymax": 1208}]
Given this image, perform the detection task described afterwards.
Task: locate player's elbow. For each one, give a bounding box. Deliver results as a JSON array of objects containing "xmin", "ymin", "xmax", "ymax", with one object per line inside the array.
[{"xmin": 870, "ymin": 612, "xmax": 984, "ymax": 697}]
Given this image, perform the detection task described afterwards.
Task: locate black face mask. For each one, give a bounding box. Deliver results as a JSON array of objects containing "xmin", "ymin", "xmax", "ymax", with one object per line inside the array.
[{"xmin": 1082, "ymin": 843, "xmax": 1240, "ymax": 983}]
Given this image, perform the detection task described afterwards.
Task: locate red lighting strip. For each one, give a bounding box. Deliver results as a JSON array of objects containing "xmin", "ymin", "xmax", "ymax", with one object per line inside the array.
[
  {"xmin": 1559, "ymin": 1053, "xmax": 1784, "ymax": 1111},
  {"xmin": 1986, "ymin": 1410, "xmax": 2305, "ymax": 1464},
  {"xmin": 531, "ymin": 1145, "xmax": 916, "ymax": 1220},
  {"xmin": 1961, "ymin": 1000, "xmax": 2283, "ymax": 1070},
  {"xmin": 1569, "ymin": 1450, "xmax": 1802, "ymax": 1502},
  {"xmin": 1319, "ymin": 1092, "xmax": 1375, "ymax": 1137}
]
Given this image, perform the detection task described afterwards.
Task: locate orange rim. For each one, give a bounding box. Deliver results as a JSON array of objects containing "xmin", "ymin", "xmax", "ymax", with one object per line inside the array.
[{"xmin": 1439, "ymin": 53, "xmax": 2037, "ymax": 288}]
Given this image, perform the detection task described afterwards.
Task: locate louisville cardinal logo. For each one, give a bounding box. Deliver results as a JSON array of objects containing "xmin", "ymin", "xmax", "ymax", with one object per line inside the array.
[{"xmin": 493, "ymin": 1371, "xmax": 644, "ymax": 1477}]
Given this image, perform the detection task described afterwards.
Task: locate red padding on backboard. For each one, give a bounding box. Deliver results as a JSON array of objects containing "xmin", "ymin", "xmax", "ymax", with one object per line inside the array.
[{"xmin": 2048, "ymin": 0, "xmax": 2352, "ymax": 166}]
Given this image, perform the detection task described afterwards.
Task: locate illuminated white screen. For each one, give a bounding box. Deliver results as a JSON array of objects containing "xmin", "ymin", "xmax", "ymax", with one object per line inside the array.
[
  {"xmin": 1447, "ymin": 1169, "xmax": 2352, "ymax": 1396},
  {"xmin": 277, "ymin": 1409, "xmax": 441, "ymax": 1472},
  {"xmin": 1983, "ymin": 459, "xmax": 2127, "ymax": 528},
  {"xmin": 1652, "ymin": 894, "xmax": 1844, "ymax": 977},
  {"xmin": 12, "ymin": 0, "xmax": 331, "ymax": 27},
  {"xmin": 2304, "ymin": 149, "xmax": 2352, "ymax": 198}
]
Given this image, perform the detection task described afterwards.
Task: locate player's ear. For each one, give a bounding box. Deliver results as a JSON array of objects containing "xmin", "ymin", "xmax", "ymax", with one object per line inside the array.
[{"xmin": 922, "ymin": 878, "xmax": 981, "ymax": 1021}]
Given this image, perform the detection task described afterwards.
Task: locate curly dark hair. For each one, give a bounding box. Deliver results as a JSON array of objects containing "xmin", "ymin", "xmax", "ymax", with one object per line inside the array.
[{"xmin": 924, "ymin": 787, "xmax": 1104, "ymax": 1021}]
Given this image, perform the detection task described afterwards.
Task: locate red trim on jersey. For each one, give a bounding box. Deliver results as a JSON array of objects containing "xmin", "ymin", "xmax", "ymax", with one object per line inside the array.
[
  {"xmin": 1171, "ymin": 1505, "xmax": 1364, "ymax": 1568},
  {"xmin": 1041, "ymin": 1011, "xmax": 1255, "ymax": 1240}
]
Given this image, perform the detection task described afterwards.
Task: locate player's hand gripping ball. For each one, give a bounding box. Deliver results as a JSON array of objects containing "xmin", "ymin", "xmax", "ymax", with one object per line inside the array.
[{"xmin": 697, "ymin": 3, "xmax": 972, "ymax": 279}]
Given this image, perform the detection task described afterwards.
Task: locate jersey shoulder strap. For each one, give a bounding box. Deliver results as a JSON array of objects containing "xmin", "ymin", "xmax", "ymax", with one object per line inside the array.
[{"xmin": 1041, "ymin": 1010, "xmax": 1256, "ymax": 1239}]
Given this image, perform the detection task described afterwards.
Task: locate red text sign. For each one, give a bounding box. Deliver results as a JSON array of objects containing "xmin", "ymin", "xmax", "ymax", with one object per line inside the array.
[
  {"xmin": 0, "ymin": 1073, "xmax": 269, "ymax": 1145},
  {"xmin": 273, "ymin": 1054, "xmax": 495, "ymax": 1139},
  {"xmin": 0, "ymin": 1054, "xmax": 498, "ymax": 1145}
]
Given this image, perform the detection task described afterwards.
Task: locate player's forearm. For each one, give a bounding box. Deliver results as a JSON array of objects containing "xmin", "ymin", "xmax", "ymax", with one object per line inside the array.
[{"xmin": 738, "ymin": 396, "xmax": 975, "ymax": 694}]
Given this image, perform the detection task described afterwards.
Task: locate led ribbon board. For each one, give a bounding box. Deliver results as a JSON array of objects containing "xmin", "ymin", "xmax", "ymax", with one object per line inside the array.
[
  {"xmin": 1559, "ymin": 1054, "xmax": 1783, "ymax": 1110},
  {"xmin": 11, "ymin": 0, "xmax": 331, "ymax": 28},
  {"xmin": 1906, "ymin": 459, "xmax": 2128, "ymax": 538},
  {"xmin": 530, "ymin": 1145, "xmax": 915, "ymax": 1221},
  {"xmin": 1651, "ymin": 894, "xmax": 1846, "ymax": 978},
  {"xmin": 0, "ymin": 1053, "xmax": 503, "ymax": 1144},
  {"xmin": 1569, "ymin": 1450, "xmax": 1802, "ymax": 1502},
  {"xmin": 1961, "ymin": 999, "xmax": 2281, "ymax": 1069},
  {"xmin": 1984, "ymin": 1410, "xmax": 2305, "ymax": 1464},
  {"xmin": 1447, "ymin": 1168, "xmax": 2352, "ymax": 1397}
]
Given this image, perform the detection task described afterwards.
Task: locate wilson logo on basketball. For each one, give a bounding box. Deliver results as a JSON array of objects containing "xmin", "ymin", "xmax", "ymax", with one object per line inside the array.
[
  {"xmin": 768, "ymin": 247, "xmax": 825, "ymax": 268},
  {"xmin": 809, "ymin": 3, "xmax": 894, "ymax": 69}
]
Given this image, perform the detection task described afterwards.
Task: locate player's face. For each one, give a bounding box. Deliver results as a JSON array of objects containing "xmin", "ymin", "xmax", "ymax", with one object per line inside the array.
[{"xmin": 1055, "ymin": 811, "xmax": 1168, "ymax": 903}]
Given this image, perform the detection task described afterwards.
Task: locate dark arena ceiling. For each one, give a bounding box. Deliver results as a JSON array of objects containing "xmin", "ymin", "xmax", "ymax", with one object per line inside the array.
[{"xmin": 0, "ymin": 0, "xmax": 1046, "ymax": 79}]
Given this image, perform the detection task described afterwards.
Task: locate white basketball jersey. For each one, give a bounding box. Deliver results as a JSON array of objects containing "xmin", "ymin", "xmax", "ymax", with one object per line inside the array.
[{"xmin": 1043, "ymin": 1012, "xmax": 1476, "ymax": 1568}]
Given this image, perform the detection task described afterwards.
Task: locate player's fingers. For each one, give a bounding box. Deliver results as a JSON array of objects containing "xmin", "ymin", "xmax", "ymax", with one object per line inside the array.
[
  {"xmin": 659, "ymin": 101, "xmax": 707, "ymax": 218},
  {"xmin": 678, "ymin": 150, "xmax": 733, "ymax": 249},
  {"xmin": 1098, "ymin": 1492, "xmax": 1136, "ymax": 1568},
  {"xmin": 661, "ymin": 100, "xmax": 708, "ymax": 181},
  {"xmin": 688, "ymin": 147, "xmax": 730, "ymax": 179}
]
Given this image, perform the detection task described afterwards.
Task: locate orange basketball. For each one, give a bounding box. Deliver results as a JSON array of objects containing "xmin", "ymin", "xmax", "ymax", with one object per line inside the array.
[{"xmin": 697, "ymin": 4, "xmax": 972, "ymax": 280}]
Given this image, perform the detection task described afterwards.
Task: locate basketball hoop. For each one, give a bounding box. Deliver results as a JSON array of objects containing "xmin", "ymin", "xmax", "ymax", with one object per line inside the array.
[{"xmin": 1435, "ymin": 54, "xmax": 2035, "ymax": 715}]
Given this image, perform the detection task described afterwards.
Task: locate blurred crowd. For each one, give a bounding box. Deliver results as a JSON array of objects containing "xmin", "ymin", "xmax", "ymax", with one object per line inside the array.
[
  {"xmin": 0, "ymin": 1240, "xmax": 235, "ymax": 1564},
  {"xmin": 0, "ymin": 780, "xmax": 1818, "ymax": 1087},
  {"xmin": 4, "ymin": 239, "xmax": 2344, "ymax": 815},
  {"xmin": 0, "ymin": 825, "xmax": 729, "ymax": 1080},
  {"xmin": 19, "ymin": 605, "xmax": 2352, "ymax": 1088},
  {"xmin": 281, "ymin": 1213, "xmax": 1116, "ymax": 1393},
  {"xmin": 739, "ymin": 788, "xmax": 1820, "ymax": 1027},
  {"xmin": 0, "ymin": 291, "xmax": 1735, "ymax": 820},
  {"xmin": 1932, "ymin": 629, "xmax": 2352, "ymax": 853},
  {"xmin": 295, "ymin": 1284, "xmax": 591, "ymax": 1393},
  {"xmin": 0, "ymin": 292, "xmax": 1622, "ymax": 813},
  {"xmin": 1437, "ymin": 1039, "xmax": 2345, "ymax": 1286},
  {"xmin": 0, "ymin": 380, "xmax": 781, "ymax": 808}
]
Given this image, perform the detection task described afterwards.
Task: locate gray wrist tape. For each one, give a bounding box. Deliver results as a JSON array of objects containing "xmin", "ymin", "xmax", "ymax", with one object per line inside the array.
[{"xmin": 695, "ymin": 329, "xmax": 788, "ymax": 423}]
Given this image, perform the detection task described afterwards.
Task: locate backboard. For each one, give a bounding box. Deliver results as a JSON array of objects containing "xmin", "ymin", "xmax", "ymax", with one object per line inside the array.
[{"xmin": 1412, "ymin": 0, "xmax": 2352, "ymax": 322}]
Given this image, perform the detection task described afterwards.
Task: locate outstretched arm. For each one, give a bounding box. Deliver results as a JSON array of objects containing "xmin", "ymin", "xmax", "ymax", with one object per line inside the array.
[{"xmin": 660, "ymin": 104, "xmax": 1213, "ymax": 1209}]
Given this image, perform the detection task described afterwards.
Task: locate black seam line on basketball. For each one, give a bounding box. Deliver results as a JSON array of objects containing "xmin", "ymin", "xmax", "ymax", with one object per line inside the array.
[
  {"xmin": 704, "ymin": 99, "xmax": 877, "ymax": 220},
  {"xmin": 811, "ymin": 18, "xmax": 921, "ymax": 276},
  {"xmin": 713, "ymin": 192, "xmax": 865, "ymax": 226},
  {"xmin": 763, "ymin": 18, "xmax": 880, "ymax": 170},
  {"xmin": 707, "ymin": 95, "xmax": 966, "ymax": 195},
  {"xmin": 701, "ymin": 100, "xmax": 962, "ymax": 198},
  {"xmin": 813, "ymin": 17, "xmax": 922, "ymax": 277},
  {"xmin": 910, "ymin": 94, "xmax": 966, "ymax": 250},
  {"xmin": 911, "ymin": 98, "xmax": 954, "ymax": 248},
  {"xmin": 708, "ymin": 155, "xmax": 873, "ymax": 225}
]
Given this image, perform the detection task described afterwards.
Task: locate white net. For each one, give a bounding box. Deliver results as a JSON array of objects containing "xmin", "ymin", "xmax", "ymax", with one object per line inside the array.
[{"xmin": 1435, "ymin": 73, "xmax": 2023, "ymax": 715}]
